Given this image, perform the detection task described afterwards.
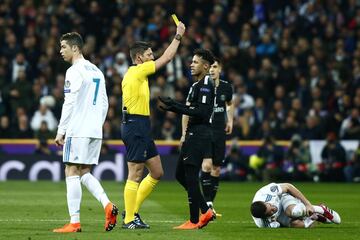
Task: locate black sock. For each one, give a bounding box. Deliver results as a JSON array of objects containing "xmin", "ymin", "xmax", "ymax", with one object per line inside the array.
[
  {"xmin": 210, "ymin": 175, "xmax": 219, "ymax": 202},
  {"xmin": 201, "ymin": 171, "xmax": 212, "ymax": 202},
  {"xmin": 185, "ymin": 165, "xmax": 201, "ymax": 223},
  {"xmin": 175, "ymin": 155, "xmax": 187, "ymax": 190}
]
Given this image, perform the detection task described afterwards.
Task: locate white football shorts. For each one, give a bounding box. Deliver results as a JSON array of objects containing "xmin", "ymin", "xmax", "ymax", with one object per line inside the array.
[{"xmin": 63, "ymin": 137, "xmax": 102, "ymax": 165}]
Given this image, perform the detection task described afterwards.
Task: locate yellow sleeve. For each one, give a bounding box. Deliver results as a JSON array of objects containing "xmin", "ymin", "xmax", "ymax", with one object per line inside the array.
[{"xmin": 137, "ymin": 61, "xmax": 156, "ymax": 78}]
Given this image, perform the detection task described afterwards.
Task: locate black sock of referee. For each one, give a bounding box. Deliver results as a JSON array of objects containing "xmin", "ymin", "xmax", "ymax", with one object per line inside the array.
[
  {"xmin": 210, "ymin": 175, "xmax": 220, "ymax": 202},
  {"xmin": 200, "ymin": 171, "xmax": 212, "ymax": 202}
]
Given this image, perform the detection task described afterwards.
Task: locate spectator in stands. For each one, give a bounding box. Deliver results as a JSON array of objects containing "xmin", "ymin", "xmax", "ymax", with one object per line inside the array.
[
  {"xmin": 319, "ymin": 133, "xmax": 347, "ymax": 182},
  {"xmin": 113, "ymin": 52, "xmax": 129, "ymax": 78},
  {"xmin": 34, "ymin": 138, "xmax": 53, "ymax": 155},
  {"xmin": 257, "ymin": 135, "xmax": 284, "ymax": 182},
  {"xmin": 284, "ymin": 134, "xmax": 311, "ymax": 181},
  {"xmin": 4, "ymin": 69, "xmax": 32, "ymax": 113},
  {"xmin": 340, "ymin": 108, "xmax": 360, "ymax": 140},
  {"xmin": 34, "ymin": 121, "xmax": 54, "ymax": 140},
  {"xmin": 221, "ymin": 144, "xmax": 248, "ymax": 181},
  {"xmin": 0, "ymin": 115, "xmax": 12, "ymax": 138},
  {"xmin": 13, "ymin": 114, "xmax": 33, "ymax": 138},
  {"xmin": 30, "ymin": 103, "xmax": 58, "ymax": 132}
]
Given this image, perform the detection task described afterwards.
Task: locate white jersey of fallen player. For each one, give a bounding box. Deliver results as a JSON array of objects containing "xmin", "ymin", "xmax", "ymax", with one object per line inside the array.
[
  {"xmin": 57, "ymin": 58, "xmax": 108, "ymax": 138},
  {"xmin": 252, "ymin": 182, "xmax": 284, "ymax": 228}
]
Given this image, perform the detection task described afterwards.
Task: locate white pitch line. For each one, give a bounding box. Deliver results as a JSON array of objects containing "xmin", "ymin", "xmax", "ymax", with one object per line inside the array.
[{"xmin": 0, "ymin": 219, "xmax": 252, "ymax": 224}]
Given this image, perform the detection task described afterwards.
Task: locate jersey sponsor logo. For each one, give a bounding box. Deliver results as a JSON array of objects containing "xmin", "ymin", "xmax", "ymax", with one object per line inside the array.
[
  {"xmin": 200, "ymin": 87, "xmax": 210, "ymax": 93},
  {"xmin": 265, "ymin": 194, "xmax": 272, "ymax": 202},
  {"xmin": 65, "ymin": 80, "xmax": 71, "ymax": 88},
  {"xmin": 214, "ymin": 106, "xmax": 225, "ymax": 113},
  {"xmin": 64, "ymin": 89, "xmax": 71, "ymax": 93},
  {"xmin": 270, "ymin": 185, "xmax": 279, "ymax": 192}
]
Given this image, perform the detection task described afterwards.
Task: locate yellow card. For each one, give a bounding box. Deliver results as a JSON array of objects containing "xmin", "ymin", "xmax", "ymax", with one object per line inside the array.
[{"xmin": 171, "ymin": 14, "xmax": 179, "ymax": 26}]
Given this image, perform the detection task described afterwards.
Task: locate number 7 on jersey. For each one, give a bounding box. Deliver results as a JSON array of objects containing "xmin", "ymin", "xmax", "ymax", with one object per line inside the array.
[{"xmin": 92, "ymin": 78, "xmax": 100, "ymax": 105}]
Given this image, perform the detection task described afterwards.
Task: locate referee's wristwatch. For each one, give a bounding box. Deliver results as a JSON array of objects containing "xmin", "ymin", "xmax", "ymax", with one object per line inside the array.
[{"xmin": 174, "ymin": 34, "xmax": 182, "ymax": 41}]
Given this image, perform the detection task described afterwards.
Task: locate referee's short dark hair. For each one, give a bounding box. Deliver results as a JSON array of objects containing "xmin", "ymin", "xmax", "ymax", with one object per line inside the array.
[
  {"xmin": 194, "ymin": 48, "xmax": 215, "ymax": 65},
  {"xmin": 250, "ymin": 201, "xmax": 267, "ymax": 218},
  {"xmin": 130, "ymin": 41, "xmax": 151, "ymax": 62},
  {"xmin": 60, "ymin": 32, "xmax": 84, "ymax": 52}
]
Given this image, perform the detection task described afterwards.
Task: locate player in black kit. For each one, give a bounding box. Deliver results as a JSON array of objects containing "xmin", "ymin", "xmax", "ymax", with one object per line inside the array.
[
  {"xmin": 200, "ymin": 58, "xmax": 234, "ymax": 216},
  {"xmin": 158, "ymin": 49, "xmax": 216, "ymax": 230}
]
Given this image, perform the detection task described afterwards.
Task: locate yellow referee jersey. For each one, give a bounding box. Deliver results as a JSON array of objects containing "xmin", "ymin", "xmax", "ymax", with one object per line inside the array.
[{"xmin": 122, "ymin": 61, "xmax": 156, "ymax": 116}]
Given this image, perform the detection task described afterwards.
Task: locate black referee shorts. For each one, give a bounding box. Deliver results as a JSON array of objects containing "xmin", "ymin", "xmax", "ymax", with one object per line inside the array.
[
  {"xmin": 121, "ymin": 114, "xmax": 158, "ymax": 163},
  {"xmin": 204, "ymin": 130, "xmax": 226, "ymax": 166}
]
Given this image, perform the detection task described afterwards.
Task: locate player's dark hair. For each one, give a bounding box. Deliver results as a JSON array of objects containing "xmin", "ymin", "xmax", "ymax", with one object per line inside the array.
[
  {"xmin": 213, "ymin": 56, "xmax": 222, "ymax": 66},
  {"xmin": 60, "ymin": 32, "xmax": 84, "ymax": 52},
  {"xmin": 250, "ymin": 201, "xmax": 267, "ymax": 218},
  {"xmin": 193, "ymin": 48, "xmax": 215, "ymax": 65},
  {"xmin": 130, "ymin": 41, "xmax": 151, "ymax": 62}
]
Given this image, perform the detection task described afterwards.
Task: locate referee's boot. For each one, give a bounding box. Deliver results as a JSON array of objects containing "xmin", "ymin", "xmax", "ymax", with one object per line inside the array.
[
  {"xmin": 122, "ymin": 220, "xmax": 148, "ymax": 229},
  {"xmin": 104, "ymin": 202, "xmax": 119, "ymax": 231},
  {"xmin": 121, "ymin": 211, "xmax": 150, "ymax": 229},
  {"xmin": 198, "ymin": 208, "xmax": 216, "ymax": 229}
]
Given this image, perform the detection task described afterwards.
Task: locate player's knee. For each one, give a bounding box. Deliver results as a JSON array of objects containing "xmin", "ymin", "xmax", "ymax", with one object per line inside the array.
[
  {"xmin": 290, "ymin": 204, "xmax": 306, "ymax": 218},
  {"xmin": 202, "ymin": 159, "xmax": 212, "ymax": 172},
  {"xmin": 65, "ymin": 164, "xmax": 81, "ymax": 176},
  {"xmin": 151, "ymin": 168, "xmax": 164, "ymax": 180}
]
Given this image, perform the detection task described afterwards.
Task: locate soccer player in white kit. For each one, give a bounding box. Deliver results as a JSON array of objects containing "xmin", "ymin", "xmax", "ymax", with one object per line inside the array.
[
  {"xmin": 250, "ymin": 183, "xmax": 341, "ymax": 228},
  {"xmin": 53, "ymin": 32, "xmax": 118, "ymax": 233}
]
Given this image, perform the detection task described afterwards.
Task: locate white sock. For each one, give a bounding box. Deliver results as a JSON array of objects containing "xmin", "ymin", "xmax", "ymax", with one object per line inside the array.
[
  {"xmin": 313, "ymin": 205, "xmax": 324, "ymax": 214},
  {"xmin": 304, "ymin": 217, "xmax": 315, "ymax": 228},
  {"xmin": 66, "ymin": 176, "xmax": 82, "ymax": 224},
  {"xmin": 80, "ymin": 172, "xmax": 110, "ymax": 208}
]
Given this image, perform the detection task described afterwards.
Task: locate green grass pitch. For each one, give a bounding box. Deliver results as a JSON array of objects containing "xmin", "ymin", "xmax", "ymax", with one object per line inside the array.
[{"xmin": 0, "ymin": 181, "xmax": 359, "ymax": 240}]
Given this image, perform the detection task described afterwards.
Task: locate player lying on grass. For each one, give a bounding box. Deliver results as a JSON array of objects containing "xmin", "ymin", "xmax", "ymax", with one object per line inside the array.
[{"xmin": 250, "ymin": 183, "xmax": 341, "ymax": 228}]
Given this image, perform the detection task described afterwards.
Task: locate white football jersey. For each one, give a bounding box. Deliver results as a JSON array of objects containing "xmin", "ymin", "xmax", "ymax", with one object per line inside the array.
[
  {"xmin": 252, "ymin": 183, "xmax": 283, "ymax": 228},
  {"xmin": 57, "ymin": 58, "xmax": 108, "ymax": 138}
]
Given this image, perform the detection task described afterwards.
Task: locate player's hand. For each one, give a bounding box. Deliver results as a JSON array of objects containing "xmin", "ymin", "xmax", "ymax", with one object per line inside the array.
[
  {"xmin": 158, "ymin": 96, "xmax": 175, "ymax": 106},
  {"xmin": 176, "ymin": 22, "xmax": 186, "ymax": 36},
  {"xmin": 159, "ymin": 105, "xmax": 172, "ymax": 112},
  {"xmin": 225, "ymin": 122, "xmax": 233, "ymax": 135},
  {"xmin": 305, "ymin": 204, "xmax": 315, "ymax": 216},
  {"xmin": 54, "ymin": 134, "xmax": 65, "ymax": 147}
]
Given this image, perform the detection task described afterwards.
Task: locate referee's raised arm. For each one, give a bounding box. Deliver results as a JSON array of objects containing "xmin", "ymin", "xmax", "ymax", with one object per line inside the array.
[{"xmin": 154, "ymin": 22, "xmax": 186, "ymax": 71}]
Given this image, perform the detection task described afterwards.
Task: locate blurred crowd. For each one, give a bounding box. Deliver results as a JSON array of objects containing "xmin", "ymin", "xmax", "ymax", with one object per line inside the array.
[
  {"xmin": 0, "ymin": 0, "xmax": 359, "ymax": 142},
  {"xmin": 0, "ymin": 0, "xmax": 359, "ymax": 180},
  {"xmin": 221, "ymin": 134, "xmax": 360, "ymax": 182}
]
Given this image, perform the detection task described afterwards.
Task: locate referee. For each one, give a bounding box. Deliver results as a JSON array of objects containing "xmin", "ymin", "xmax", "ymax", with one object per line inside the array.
[
  {"xmin": 121, "ymin": 22, "xmax": 185, "ymax": 229},
  {"xmin": 159, "ymin": 49, "xmax": 216, "ymax": 230},
  {"xmin": 200, "ymin": 58, "xmax": 234, "ymax": 215}
]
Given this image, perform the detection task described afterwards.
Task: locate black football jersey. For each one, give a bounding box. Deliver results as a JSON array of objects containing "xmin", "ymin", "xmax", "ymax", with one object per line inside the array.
[
  {"xmin": 212, "ymin": 80, "xmax": 233, "ymax": 131},
  {"xmin": 186, "ymin": 75, "xmax": 215, "ymax": 126}
]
